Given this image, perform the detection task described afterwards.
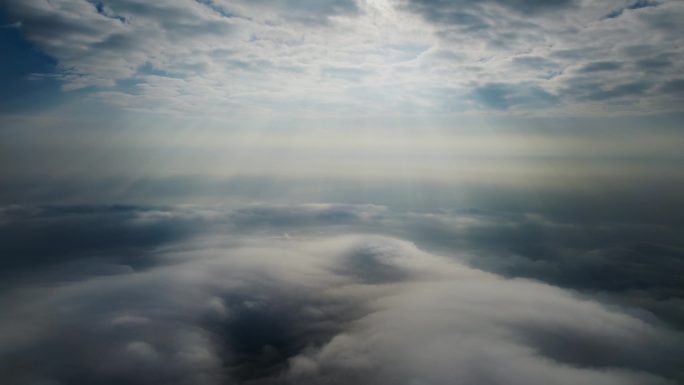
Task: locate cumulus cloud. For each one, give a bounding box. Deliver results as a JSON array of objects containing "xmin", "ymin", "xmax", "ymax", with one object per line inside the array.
[
  {"xmin": 1, "ymin": 203, "xmax": 683, "ymax": 384},
  {"xmin": 286, "ymin": 279, "xmax": 682, "ymax": 385}
]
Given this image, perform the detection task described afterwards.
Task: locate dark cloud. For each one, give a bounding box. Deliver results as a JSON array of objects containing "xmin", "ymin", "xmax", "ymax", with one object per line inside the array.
[
  {"xmin": 452, "ymin": 219, "xmax": 684, "ymax": 327},
  {"xmin": 0, "ymin": 204, "xmax": 206, "ymax": 284},
  {"xmin": 636, "ymin": 57, "xmax": 672, "ymax": 71}
]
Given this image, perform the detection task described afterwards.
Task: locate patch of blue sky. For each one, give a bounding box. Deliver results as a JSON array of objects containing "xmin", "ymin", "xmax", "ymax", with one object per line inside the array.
[
  {"xmin": 0, "ymin": 11, "xmax": 62, "ymax": 112},
  {"xmin": 137, "ymin": 63, "xmax": 186, "ymax": 79},
  {"xmin": 603, "ymin": 0, "xmax": 660, "ymax": 19},
  {"xmin": 85, "ymin": 0, "xmax": 128, "ymax": 23},
  {"xmin": 194, "ymin": 0, "xmax": 239, "ymax": 19},
  {"xmin": 386, "ymin": 43, "xmax": 430, "ymax": 61}
]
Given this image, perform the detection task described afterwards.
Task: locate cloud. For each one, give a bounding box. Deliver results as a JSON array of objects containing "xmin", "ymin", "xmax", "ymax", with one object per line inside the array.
[
  {"xmin": 1, "ymin": 203, "xmax": 683, "ymax": 384},
  {"xmin": 287, "ymin": 279, "xmax": 682, "ymax": 385},
  {"xmin": 635, "ymin": 56, "xmax": 672, "ymax": 71},
  {"xmin": 1, "ymin": 21, "xmax": 21, "ymax": 28},
  {"xmin": 2, "ymin": 0, "xmax": 683, "ymax": 115},
  {"xmin": 402, "ymin": 0, "xmax": 576, "ymax": 20},
  {"xmin": 660, "ymin": 79, "xmax": 684, "ymax": 94},
  {"xmin": 604, "ymin": 0, "xmax": 661, "ymax": 19},
  {"xmin": 0, "ymin": 204, "xmax": 207, "ymax": 282},
  {"xmin": 578, "ymin": 61, "xmax": 623, "ymax": 72},
  {"xmin": 402, "ymin": 0, "xmax": 684, "ymax": 114},
  {"xmin": 581, "ymin": 81, "xmax": 652, "ymax": 101}
]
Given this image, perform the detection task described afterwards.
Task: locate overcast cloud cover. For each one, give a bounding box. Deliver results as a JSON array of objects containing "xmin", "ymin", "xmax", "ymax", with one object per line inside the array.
[{"xmin": 1, "ymin": 0, "xmax": 684, "ymax": 384}]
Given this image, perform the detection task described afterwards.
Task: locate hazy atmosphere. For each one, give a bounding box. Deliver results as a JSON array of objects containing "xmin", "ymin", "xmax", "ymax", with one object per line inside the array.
[{"xmin": 1, "ymin": 0, "xmax": 684, "ymax": 384}]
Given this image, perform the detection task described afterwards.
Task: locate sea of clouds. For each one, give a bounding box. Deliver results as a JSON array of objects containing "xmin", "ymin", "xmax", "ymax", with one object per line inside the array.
[{"xmin": 1, "ymin": 203, "xmax": 682, "ymax": 384}]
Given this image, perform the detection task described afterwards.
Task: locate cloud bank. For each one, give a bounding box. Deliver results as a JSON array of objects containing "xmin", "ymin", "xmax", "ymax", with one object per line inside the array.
[{"xmin": 1, "ymin": 203, "xmax": 683, "ymax": 384}]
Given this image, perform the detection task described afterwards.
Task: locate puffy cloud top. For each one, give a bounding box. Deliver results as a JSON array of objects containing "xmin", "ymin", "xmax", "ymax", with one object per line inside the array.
[{"xmin": 1, "ymin": 204, "xmax": 683, "ymax": 384}]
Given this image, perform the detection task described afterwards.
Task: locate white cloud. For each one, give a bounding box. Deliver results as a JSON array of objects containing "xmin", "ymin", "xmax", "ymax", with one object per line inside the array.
[
  {"xmin": 287, "ymin": 279, "xmax": 680, "ymax": 385},
  {"xmin": 3, "ymin": 0, "xmax": 682, "ymax": 116},
  {"xmin": 0, "ymin": 204, "xmax": 683, "ymax": 384}
]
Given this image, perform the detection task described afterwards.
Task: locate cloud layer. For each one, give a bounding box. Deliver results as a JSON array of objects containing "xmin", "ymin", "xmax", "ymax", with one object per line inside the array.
[
  {"xmin": 1, "ymin": 203, "xmax": 683, "ymax": 384},
  {"xmin": 2, "ymin": 0, "xmax": 683, "ymax": 115}
]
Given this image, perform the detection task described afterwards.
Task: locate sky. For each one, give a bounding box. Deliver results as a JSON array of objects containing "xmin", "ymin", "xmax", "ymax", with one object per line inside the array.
[{"xmin": 1, "ymin": 1, "xmax": 684, "ymax": 384}]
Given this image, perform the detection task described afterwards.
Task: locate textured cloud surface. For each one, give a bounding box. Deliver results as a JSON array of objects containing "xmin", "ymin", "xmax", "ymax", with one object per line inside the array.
[
  {"xmin": 2, "ymin": 0, "xmax": 683, "ymax": 115},
  {"xmin": 1, "ymin": 204, "xmax": 683, "ymax": 384}
]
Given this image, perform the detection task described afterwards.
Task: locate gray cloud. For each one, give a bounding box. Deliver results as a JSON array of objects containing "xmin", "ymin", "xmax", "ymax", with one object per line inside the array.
[
  {"xmin": 604, "ymin": 0, "xmax": 661, "ymax": 19},
  {"xmin": 286, "ymin": 279, "xmax": 682, "ymax": 385},
  {"xmin": 559, "ymin": 79, "xmax": 654, "ymax": 102},
  {"xmin": 635, "ymin": 56, "xmax": 672, "ymax": 71},
  {"xmin": 2, "ymin": 0, "xmax": 682, "ymax": 114},
  {"xmin": 403, "ymin": 0, "xmax": 576, "ymax": 20},
  {"xmin": 578, "ymin": 61, "xmax": 623, "ymax": 72},
  {"xmin": 511, "ymin": 55, "xmax": 559, "ymax": 69},
  {"xmin": 1, "ymin": 203, "xmax": 683, "ymax": 384},
  {"xmin": 401, "ymin": 0, "xmax": 684, "ymax": 113},
  {"xmin": 660, "ymin": 79, "xmax": 684, "ymax": 94}
]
